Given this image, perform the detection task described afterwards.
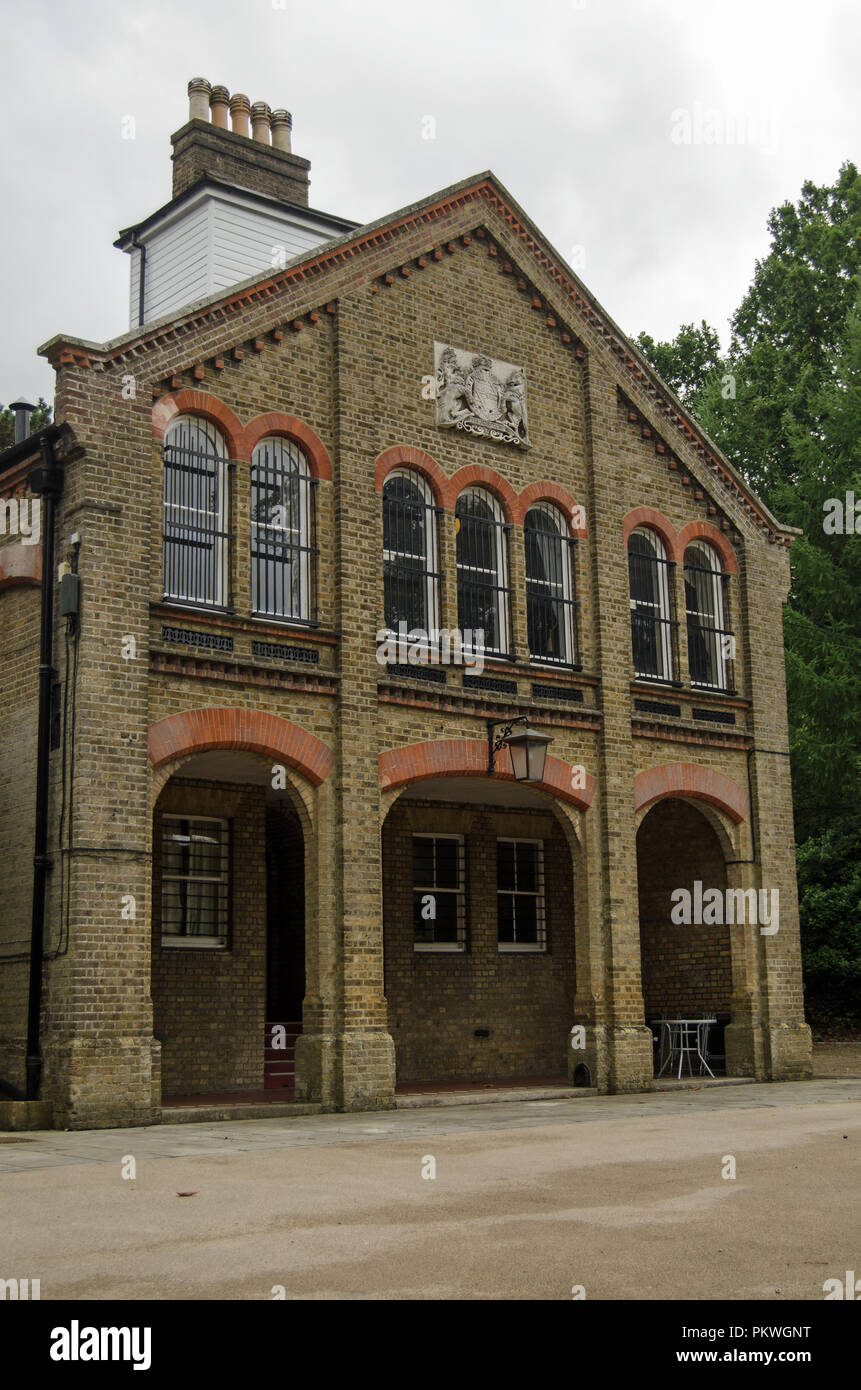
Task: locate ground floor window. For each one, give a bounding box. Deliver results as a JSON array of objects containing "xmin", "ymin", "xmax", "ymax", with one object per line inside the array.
[
  {"xmin": 412, "ymin": 834, "xmax": 466, "ymax": 951},
  {"xmin": 497, "ymin": 838, "xmax": 546, "ymax": 951},
  {"xmin": 161, "ymin": 815, "xmax": 230, "ymax": 948}
]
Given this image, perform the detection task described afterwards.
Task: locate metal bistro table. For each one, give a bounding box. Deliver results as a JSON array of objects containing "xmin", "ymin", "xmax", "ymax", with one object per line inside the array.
[{"xmin": 655, "ymin": 1017, "xmax": 716, "ymax": 1080}]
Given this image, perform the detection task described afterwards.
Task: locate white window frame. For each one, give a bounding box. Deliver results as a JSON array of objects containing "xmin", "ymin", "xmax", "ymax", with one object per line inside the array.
[
  {"xmin": 161, "ymin": 814, "xmax": 230, "ymax": 949},
  {"xmin": 412, "ymin": 833, "xmax": 466, "ymax": 953},
  {"xmin": 684, "ymin": 541, "xmax": 728, "ymax": 690},
  {"xmin": 382, "ymin": 468, "xmax": 440, "ymax": 651},
  {"xmin": 251, "ymin": 436, "xmax": 314, "ymax": 622},
  {"xmin": 629, "ymin": 526, "xmax": 674, "ymax": 681},
  {"xmin": 163, "ymin": 416, "xmax": 228, "ymax": 609},
  {"xmin": 524, "ymin": 503, "xmax": 576, "ymax": 667},
  {"xmin": 456, "ymin": 487, "xmax": 510, "ymax": 657},
  {"xmin": 497, "ymin": 837, "xmax": 547, "ymax": 953}
]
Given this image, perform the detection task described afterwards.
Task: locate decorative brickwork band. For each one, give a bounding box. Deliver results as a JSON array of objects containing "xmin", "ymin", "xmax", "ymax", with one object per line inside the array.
[
  {"xmin": 148, "ymin": 707, "xmax": 334, "ymax": 784},
  {"xmin": 379, "ymin": 738, "xmax": 596, "ymax": 811},
  {"xmin": 633, "ymin": 762, "xmax": 747, "ymax": 822},
  {"xmin": 242, "ymin": 414, "xmax": 333, "ymax": 479}
]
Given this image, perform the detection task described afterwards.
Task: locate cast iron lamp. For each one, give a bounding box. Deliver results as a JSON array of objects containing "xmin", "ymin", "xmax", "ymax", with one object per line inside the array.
[{"xmin": 486, "ymin": 716, "xmax": 552, "ymax": 781}]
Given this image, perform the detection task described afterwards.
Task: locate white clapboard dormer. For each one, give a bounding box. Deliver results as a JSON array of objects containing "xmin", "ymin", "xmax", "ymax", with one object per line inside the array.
[{"xmin": 115, "ymin": 79, "xmax": 358, "ymax": 329}]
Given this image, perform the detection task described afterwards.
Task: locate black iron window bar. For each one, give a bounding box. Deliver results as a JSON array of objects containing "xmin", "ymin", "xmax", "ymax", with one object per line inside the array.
[
  {"xmin": 161, "ymin": 816, "xmax": 230, "ymax": 945},
  {"xmin": 684, "ymin": 561, "xmax": 736, "ymax": 693},
  {"xmin": 412, "ymin": 834, "xmax": 466, "ymax": 950},
  {"xmin": 629, "ymin": 548, "xmax": 681, "ymax": 685},
  {"xmin": 163, "ymin": 419, "xmax": 232, "ymax": 610},
  {"xmin": 497, "ymin": 838, "xmax": 546, "ymax": 950},
  {"xmin": 251, "ymin": 439, "xmax": 319, "ymax": 625},
  {"xmin": 456, "ymin": 502, "xmax": 511, "ymax": 657},
  {"xmin": 525, "ymin": 527, "xmax": 581, "ymax": 669},
  {"xmin": 382, "ymin": 483, "xmax": 443, "ymax": 645}
]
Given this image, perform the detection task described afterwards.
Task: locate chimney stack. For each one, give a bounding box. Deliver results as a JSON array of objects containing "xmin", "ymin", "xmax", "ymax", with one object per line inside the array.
[{"xmin": 172, "ymin": 78, "xmax": 311, "ymax": 207}]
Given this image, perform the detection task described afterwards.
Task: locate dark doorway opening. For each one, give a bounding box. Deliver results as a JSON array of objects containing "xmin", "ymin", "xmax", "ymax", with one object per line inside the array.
[{"xmin": 265, "ymin": 801, "xmax": 305, "ymax": 1089}]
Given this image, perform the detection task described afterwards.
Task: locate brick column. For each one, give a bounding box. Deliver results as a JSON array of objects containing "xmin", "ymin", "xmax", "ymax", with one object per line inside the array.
[
  {"xmin": 582, "ymin": 364, "xmax": 653, "ymax": 1090},
  {"xmin": 41, "ymin": 369, "xmax": 156, "ymax": 1128},
  {"xmin": 330, "ymin": 297, "xmax": 396, "ymax": 1109},
  {"xmin": 735, "ymin": 543, "xmax": 811, "ymax": 1079}
]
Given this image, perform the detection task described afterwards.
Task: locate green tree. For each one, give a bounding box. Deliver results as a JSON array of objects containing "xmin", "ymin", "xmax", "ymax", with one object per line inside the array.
[{"xmin": 636, "ymin": 166, "xmax": 861, "ymax": 1029}]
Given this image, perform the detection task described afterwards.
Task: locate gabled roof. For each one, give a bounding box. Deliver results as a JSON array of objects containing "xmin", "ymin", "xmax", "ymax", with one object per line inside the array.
[{"xmin": 38, "ymin": 170, "xmax": 797, "ymax": 545}]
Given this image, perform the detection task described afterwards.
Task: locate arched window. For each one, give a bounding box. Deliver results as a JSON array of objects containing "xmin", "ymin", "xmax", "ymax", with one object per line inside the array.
[
  {"xmin": 628, "ymin": 527, "xmax": 677, "ymax": 681},
  {"xmin": 684, "ymin": 542, "xmax": 733, "ymax": 690},
  {"xmin": 456, "ymin": 488, "xmax": 510, "ymax": 655},
  {"xmin": 382, "ymin": 469, "xmax": 440, "ymax": 636},
  {"xmin": 251, "ymin": 437, "xmax": 316, "ymax": 622},
  {"xmin": 525, "ymin": 504, "xmax": 579, "ymax": 667},
  {"xmin": 163, "ymin": 416, "xmax": 228, "ymax": 608}
]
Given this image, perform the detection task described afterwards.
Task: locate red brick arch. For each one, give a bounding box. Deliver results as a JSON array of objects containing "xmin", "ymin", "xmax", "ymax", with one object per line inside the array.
[
  {"xmin": 241, "ymin": 414, "xmax": 333, "ymax": 480},
  {"xmin": 447, "ymin": 465, "xmax": 519, "ymax": 522},
  {"xmin": 623, "ymin": 506, "xmax": 681, "ymax": 562},
  {"xmin": 516, "ymin": 482, "xmax": 587, "ymax": 537},
  {"xmin": 151, "ymin": 391, "xmax": 244, "ymax": 459},
  {"xmin": 148, "ymin": 707, "xmax": 333, "ymax": 785},
  {"xmin": 374, "ymin": 445, "xmax": 448, "ymax": 506},
  {"xmin": 678, "ymin": 521, "xmax": 739, "ymax": 574},
  {"xmin": 379, "ymin": 738, "xmax": 596, "ymax": 811},
  {"xmin": 634, "ymin": 762, "xmax": 747, "ymax": 823}
]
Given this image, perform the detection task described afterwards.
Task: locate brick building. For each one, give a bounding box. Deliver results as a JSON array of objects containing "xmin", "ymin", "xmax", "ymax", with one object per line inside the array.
[{"xmin": 0, "ymin": 80, "xmax": 812, "ymax": 1130}]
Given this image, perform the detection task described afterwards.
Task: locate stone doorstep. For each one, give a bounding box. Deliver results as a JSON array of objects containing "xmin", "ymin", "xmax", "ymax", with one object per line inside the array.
[
  {"xmin": 161, "ymin": 1100, "xmax": 325, "ymax": 1125},
  {"xmin": 396, "ymin": 1085, "xmax": 589, "ymax": 1108}
]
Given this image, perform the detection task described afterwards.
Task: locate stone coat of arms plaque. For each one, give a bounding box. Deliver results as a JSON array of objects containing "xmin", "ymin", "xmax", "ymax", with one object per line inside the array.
[{"xmin": 434, "ymin": 342, "xmax": 529, "ymax": 448}]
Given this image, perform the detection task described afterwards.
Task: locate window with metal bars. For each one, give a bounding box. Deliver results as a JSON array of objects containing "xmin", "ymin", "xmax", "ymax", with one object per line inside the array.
[
  {"xmin": 382, "ymin": 470, "xmax": 442, "ymax": 640},
  {"xmin": 525, "ymin": 504, "xmax": 580, "ymax": 667},
  {"xmin": 497, "ymin": 838, "xmax": 546, "ymax": 951},
  {"xmin": 628, "ymin": 528, "xmax": 679, "ymax": 682},
  {"xmin": 163, "ymin": 417, "xmax": 229, "ymax": 609},
  {"xmin": 684, "ymin": 542, "xmax": 735, "ymax": 692},
  {"xmin": 251, "ymin": 436, "xmax": 318, "ymax": 623},
  {"xmin": 412, "ymin": 834, "xmax": 466, "ymax": 951},
  {"xmin": 161, "ymin": 815, "xmax": 230, "ymax": 948},
  {"xmin": 456, "ymin": 488, "xmax": 510, "ymax": 656}
]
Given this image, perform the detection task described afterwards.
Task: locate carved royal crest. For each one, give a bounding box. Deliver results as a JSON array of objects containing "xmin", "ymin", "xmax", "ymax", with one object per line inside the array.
[{"xmin": 434, "ymin": 343, "xmax": 529, "ymax": 448}]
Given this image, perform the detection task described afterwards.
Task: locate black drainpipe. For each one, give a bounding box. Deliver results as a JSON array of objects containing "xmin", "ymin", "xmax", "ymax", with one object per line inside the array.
[
  {"xmin": 131, "ymin": 234, "xmax": 147, "ymax": 328},
  {"xmin": 24, "ymin": 433, "xmax": 65, "ymax": 1099}
]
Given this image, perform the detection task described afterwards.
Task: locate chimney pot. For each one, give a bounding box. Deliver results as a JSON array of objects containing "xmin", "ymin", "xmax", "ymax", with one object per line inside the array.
[
  {"xmin": 210, "ymin": 85, "xmax": 230, "ymax": 129},
  {"xmin": 270, "ymin": 109, "xmax": 293, "ymax": 152},
  {"xmin": 229, "ymin": 93, "xmax": 251, "ymax": 137},
  {"xmin": 9, "ymin": 397, "xmax": 36, "ymax": 445},
  {"xmin": 251, "ymin": 101, "xmax": 272, "ymax": 144},
  {"xmin": 187, "ymin": 77, "xmax": 212, "ymax": 122}
]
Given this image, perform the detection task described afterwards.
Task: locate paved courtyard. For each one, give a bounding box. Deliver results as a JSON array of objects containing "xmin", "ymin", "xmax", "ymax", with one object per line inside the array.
[{"xmin": 1, "ymin": 1079, "xmax": 858, "ymax": 1300}]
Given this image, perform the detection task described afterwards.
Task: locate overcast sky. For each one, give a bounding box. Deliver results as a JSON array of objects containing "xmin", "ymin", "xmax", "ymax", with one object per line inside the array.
[{"xmin": 3, "ymin": 0, "xmax": 860, "ymax": 407}]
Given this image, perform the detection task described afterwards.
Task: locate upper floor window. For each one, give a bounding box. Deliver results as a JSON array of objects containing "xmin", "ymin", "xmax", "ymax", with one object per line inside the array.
[
  {"xmin": 525, "ymin": 504, "xmax": 579, "ymax": 667},
  {"xmin": 163, "ymin": 416, "xmax": 228, "ymax": 608},
  {"xmin": 251, "ymin": 437, "xmax": 317, "ymax": 623},
  {"xmin": 382, "ymin": 469, "xmax": 440, "ymax": 636},
  {"xmin": 684, "ymin": 542, "xmax": 733, "ymax": 691},
  {"xmin": 628, "ymin": 527, "xmax": 677, "ymax": 682},
  {"xmin": 456, "ymin": 488, "xmax": 510, "ymax": 655}
]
